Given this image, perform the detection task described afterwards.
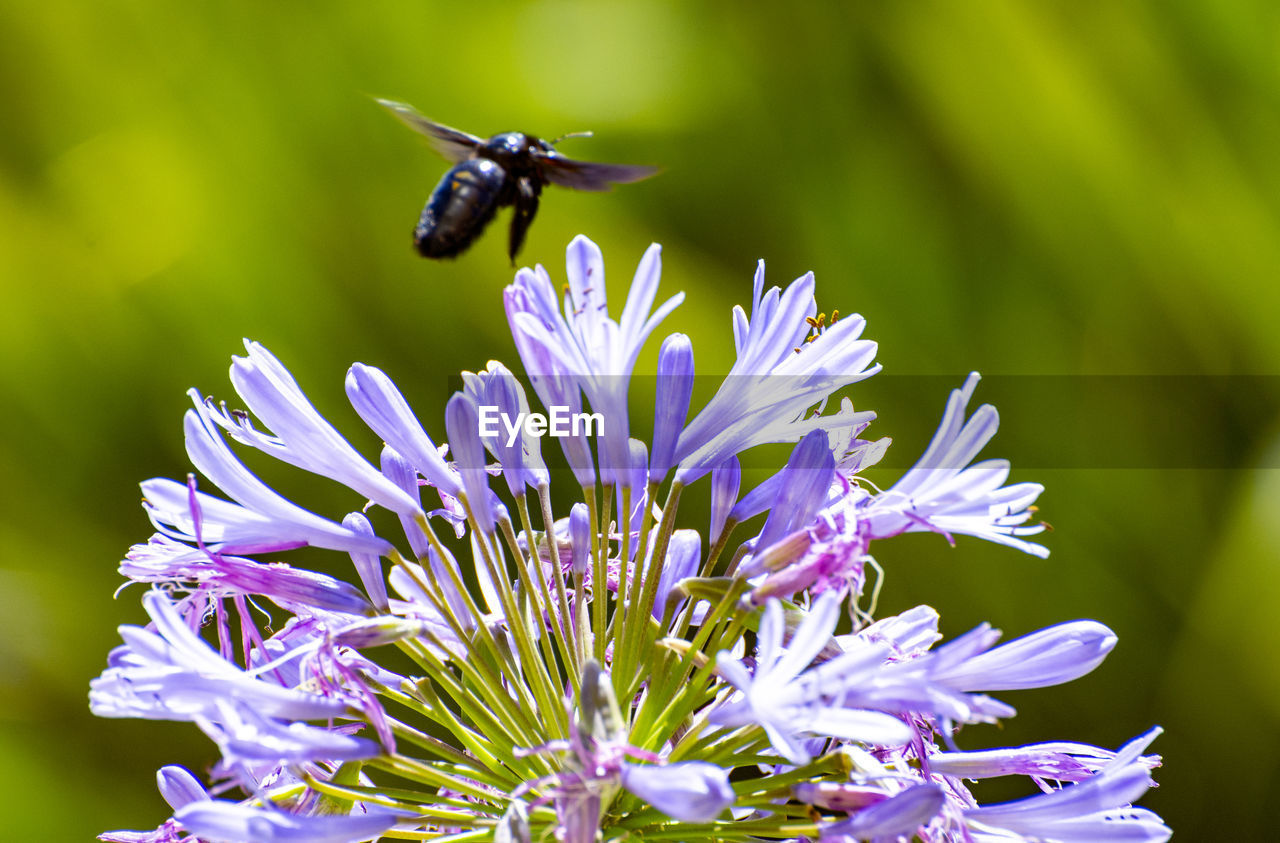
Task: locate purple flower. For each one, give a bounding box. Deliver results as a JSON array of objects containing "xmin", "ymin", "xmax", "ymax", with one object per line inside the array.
[
  {"xmin": 710, "ymin": 592, "xmax": 914, "ymax": 763},
  {"xmin": 161, "ymin": 402, "xmax": 393, "ymax": 556},
  {"xmin": 445, "ymin": 391, "xmax": 496, "ymax": 533},
  {"xmin": 862, "ymin": 373, "xmax": 1047, "ymax": 557},
  {"xmin": 964, "ymin": 728, "xmax": 1170, "ymax": 842},
  {"xmin": 831, "ymin": 616, "xmax": 1115, "ymax": 726},
  {"xmin": 792, "ymin": 781, "xmax": 889, "ymax": 812},
  {"xmin": 378, "ymin": 446, "xmax": 436, "ymax": 559},
  {"xmin": 174, "ymin": 800, "xmax": 403, "ymax": 843},
  {"xmin": 819, "ymin": 784, "xmax": 945, "ymax": 841},
  {"xmin": 649, "ymin": 332, "xmax": 694, "ymax": 484},
  {"xmin": 195, "ymin": 699, "xmax": 380, "ymax": 767},
  {"xmin": 837, "ymin": 604, "xmax": 942, "ymax": 660},
  {"xmin": 345, "ymin": 361, "xmax": 463, "ymax": 497},
  {"xmin": 651, "ymin": 528, "xmax": 701, "ymax": 620},
  {"xmin": 620, "ymin": 761, "xmax": 734, "ymax": 822},
  {"xmin": 673, "ymin": 261, "xmax": 879, "ymax": 483},
  {"xmin": 463, "ymin": 360, "xmax": 550, "ymax": 495},
  {"xmin": 93, "ymin": 234, "xmax": 1167, "ymax": 842},
  {"xmin": 740, "ymin": 430, "xmax": 835, "ymax": 578},
  {"xmin": 122, "ymin": 535, "xmax": 375, "ymax": 615},
  {"xmin": 139, "ymin": 477, "xmax": 378, "ymax": 558},
  {"xmin": 616, "ymin": 437, "xmax": 651, "ymax": 526},
  {"xmin": 341, "ymin": 512, "xmax": 389, "ymax": 610},
  {"xmin": 927, "ymin": 619, "xmax": 1117, "ymax": 692},
  {"xmin": 505, "ymin": 237, "xmax": 682, "ymax": 484},
  {"xmin": 90, "ymin": 590, "xmax": 351, "ymax": 723},
  {"xmin": 747, "ymin": 475, "xmax": 868, "ymax": 602},
  {"xmin": 709, "ymin": 456, "xmax": 741, "ymax": 540},
  {"xmin": 99, "ymin": 766, "xmax": 210, "ymax": 843},
  {"xmin": 569, "ymin": 502, "xmax": 591, "ymax": 577},
  {"xmin": 930, "ymin": 738, "xmax": 1161, "ymax": 782},
  {"xmin": 825, "ymin": 397, "xmax": 891, "ymax": 475},
  {"xmin": 200, "ymin": 342, "xmax": 422, "ymax": 516},
  {"xmin": 156, "ymin": 765, "xmax": 210, "ymax": 809}
]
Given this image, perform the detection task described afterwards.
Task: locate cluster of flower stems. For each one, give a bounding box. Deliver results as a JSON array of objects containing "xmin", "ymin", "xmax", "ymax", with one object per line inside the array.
[{"xmin": 92, "ymin": 236, "xmax": 1170, "ymax": 842}]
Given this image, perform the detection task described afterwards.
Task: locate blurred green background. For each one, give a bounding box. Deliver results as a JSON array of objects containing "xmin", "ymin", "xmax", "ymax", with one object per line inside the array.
[{"xmin": 3, "ymin": 0, "xmax": 1278, "ymax": 838}]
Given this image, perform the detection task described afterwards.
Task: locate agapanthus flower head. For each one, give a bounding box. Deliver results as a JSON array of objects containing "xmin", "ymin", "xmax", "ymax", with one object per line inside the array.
[{"xmin": 93, "ymin": 235, "xmax": 1166, "ymax": 843}]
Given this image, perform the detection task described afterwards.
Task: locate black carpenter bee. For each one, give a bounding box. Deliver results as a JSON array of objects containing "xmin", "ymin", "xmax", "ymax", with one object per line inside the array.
[{"xmin": 378, "ymin": 99, "xmax": 658, "ymax": 263}]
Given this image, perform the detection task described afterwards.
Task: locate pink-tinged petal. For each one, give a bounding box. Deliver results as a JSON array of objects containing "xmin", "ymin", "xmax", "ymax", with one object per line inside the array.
[
  {"xmin": 822, "ymin": 784, "xmax": 945, "ymax": 840},
  {"xmin": 966, "ymin": 729, "xmax": 1168, "ymax": 841}
]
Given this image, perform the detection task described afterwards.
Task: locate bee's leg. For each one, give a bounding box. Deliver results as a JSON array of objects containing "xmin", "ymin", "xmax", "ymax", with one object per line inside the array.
[{"xmin": 508, "ymin": 177, "xmax": 541, "ymax": 265}]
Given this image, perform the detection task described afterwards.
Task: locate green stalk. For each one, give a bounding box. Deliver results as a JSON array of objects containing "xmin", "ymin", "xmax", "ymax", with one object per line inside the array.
[
  {"xmin": 630, "ymin": 577, "xmax": 746, "ymax": 746},
  {"xmin": 616, "ymin": 480, "xmax": 683, "ymax": 699},
  {"xmin": 609, "ymin": 482, "xmax": 632, "ymax": 678},
  {"xmin": 515, "ymin": 493, "xmax": 579, "ymax": 697},
  {"xmin": 537, "ymin": 484, "xmax": 582, "ymax": 680},
  {"xmin": 403, "ymin": 552, "xmax": 545, "ymax": 749},
  {"xmin": 396, "ymin": 639, "xmax": 537, "ymax": 776},
  {"xmin": 304, "ymin": 773, "xmax": 494, "ymax": 825},
  {"xmin": 701, "ymin": 517, "xmax": 738, "ymax": 578},
  {"xmin": 361, "ymin": 756, "xmax": 501, "ymax": 804},
  {"xmin": 382, "ymin": 828, "xmax": 491, "ymax": 841},
  {"xmin": 593, "ymin": 482, "xmax": 612, "ymax": 664},
  {"xmin": 476, "ymin": 505, "xmax": 566, "ymax": 738}
]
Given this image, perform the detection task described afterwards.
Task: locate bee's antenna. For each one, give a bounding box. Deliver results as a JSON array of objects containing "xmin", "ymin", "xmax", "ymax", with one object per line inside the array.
[{"xmin": 548, "ymin": 130, "xmax": 594, "ymax": 145}]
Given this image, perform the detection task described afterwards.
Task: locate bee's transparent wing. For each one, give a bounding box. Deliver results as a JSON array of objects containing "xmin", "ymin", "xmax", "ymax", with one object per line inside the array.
[
  {"xmin": 537, "ymin": 150, "xmax": 659, "ymax": 192},
  {"xmin": 376, "ymin": 98, "xmax": 481, "ymax": 163}
]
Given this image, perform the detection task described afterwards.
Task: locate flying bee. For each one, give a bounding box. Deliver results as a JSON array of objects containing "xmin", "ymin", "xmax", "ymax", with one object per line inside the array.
[{"xmin": 377, "ymin": 99, "xmax": 659, "ymax": 264}]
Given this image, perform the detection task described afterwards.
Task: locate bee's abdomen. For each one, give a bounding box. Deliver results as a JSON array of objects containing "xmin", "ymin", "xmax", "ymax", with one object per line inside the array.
[{"xmin": 414, "ymin": 159, "xmax": 507, "ymax": 258}]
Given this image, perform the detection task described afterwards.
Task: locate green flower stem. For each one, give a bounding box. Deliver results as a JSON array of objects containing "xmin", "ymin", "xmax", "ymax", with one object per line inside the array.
[
  {"xmin": 585, "ymin": 485, "xmax": 605, "ymax": 664},
  {"xmin": 650, "ymin": 616, "xmax": 741, "ymax": 756},
  {"xmin": 495, "ymin": 514, "xmax": 574, "ymax": 729},
  {"xmin": 329, "ymin": 784, "xmax": 503, "ymax": 816},
  {"xmin": 517, "ymin": 492, "xmax": 580, "ymax": 696},
  {"xmin": 408, "ymin": 530, "xmax": 553, "ymax": 746},
  {"xmin": 609, "ymin": 482, "xmax": 633, "ymax": 677},
  {"xmin": 617, "ymin": 480, "xmax": 683, "ymax": 700},
  {"xmin": 363, "ymin": 755, "xmax": 502, "ymax": 805},
  {"xmin": 363, "ymin": 680, "xmax": 501, "ymax": 777},
  {"xmin": 593, "ymin": 482, "xmax": 613, "ymax": 664},
  {"xmin": 368, "ymin": 672, "xmax": 501, "ymax": 768},
  {"xmin": 382, "ymin": 716, "xmax": 517, "ymax": 791},
  {"xmin": 382, "ymin": 828, "xmax": 491, "ymax": 841},
  {"xmin": 620, "ymin": 784, "xmax": 825, "ymax": 831},
  {"xmin": 536, "ymin": 485, "xmax": 578, "ymax": 661},
  {"xmin": 506, "ymin": 497, "xmax": 575, "ymax": 702},
  {"xmin": 406, "ymin": 519, "xmax": 536, "ymax": 709},
  {"xmin": 622, "ymin": 820, "xmax": 821, "ymax": 841},
  {"xmin": 396, "ymin": 639, "xmax": 540, "ymax": 777},
  {"xmin": 722, "ymin": 543, "xmax": 752, "ymax": 579},
  {"xmin": 670, "ymin": 717, "xmax": 763, "ymax": 766},
  {"xmin": 303, "ymin": 774, "xmax": 493, "ymax": 825},
  {"xmin": 395, "ymin": 552, "xmax": 546, "ymax": 751},
  {"xmin": 630, "ymin": 577, "xmax": 747, "ymax": 747},
  {"xmin": 480, "ymin": 505, "xmax": 567, "ymax": 737},
  {"xmin": 634, "ymin": 479, "xmax": 659, "ymax": 571},
  {"xmin": 632, "ymin": 479, "xmax": 683, "ymax": 627},
  {"xmin": 519, "ymin": 493, "xmax": 576, "ymax": 680},
  {"xmin": 701, "ymin": 517, "xmax": 738, "ymax": 578}
]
